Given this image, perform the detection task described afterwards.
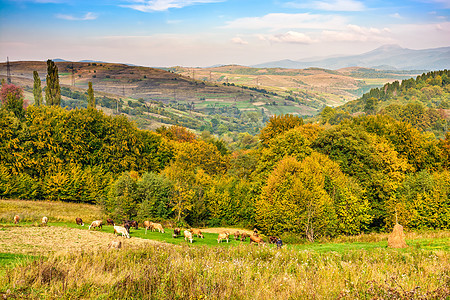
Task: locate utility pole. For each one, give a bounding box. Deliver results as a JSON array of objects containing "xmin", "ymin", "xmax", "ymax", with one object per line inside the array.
[
  {"xmin": 6, "ymin": 57, "xmax": 11, "ymax": 84},
  {"xmin": 71, "ymin": 63, "xmax": 75, "ymax": 86}
]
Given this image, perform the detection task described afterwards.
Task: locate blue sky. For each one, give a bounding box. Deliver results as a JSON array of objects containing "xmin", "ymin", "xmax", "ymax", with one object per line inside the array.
[{"xmin": 0, "ymin": 0, "xmax": 449, "ymax": 67}]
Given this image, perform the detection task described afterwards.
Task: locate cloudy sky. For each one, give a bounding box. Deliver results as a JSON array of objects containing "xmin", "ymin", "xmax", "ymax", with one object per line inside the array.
[{"xmin": 0, "ymin": 0, "xmax": 449, "ymax": 67}]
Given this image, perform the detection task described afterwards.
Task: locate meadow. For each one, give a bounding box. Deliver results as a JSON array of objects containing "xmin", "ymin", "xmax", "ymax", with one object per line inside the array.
[{"xmin": 0, "ymin": 199, "xmax": 449, "ymax": 299}]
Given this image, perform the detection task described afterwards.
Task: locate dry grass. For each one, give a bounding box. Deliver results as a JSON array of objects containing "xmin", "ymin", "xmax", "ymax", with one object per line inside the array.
[
  {"xmin": 1, "ymin": 242, "xmax": 449, "ymax": 299},
  {"xmin": 0, "ymin": 226, "xmax": 162, "ymax": 256},
  {"xmin": 0, "ymin": 199, "xmax": 102, "ymax": 224}
]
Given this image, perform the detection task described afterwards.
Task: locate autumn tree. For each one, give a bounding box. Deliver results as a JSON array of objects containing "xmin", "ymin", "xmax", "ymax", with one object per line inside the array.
[
  {"xmin": 256, "ymin": 153, "xmax": 371, "ymax": 241},
  {"xmin": 33, "ymin": 71, "xmax": 43, "ymax": 106},
  {"xmin": 87, "ymin": 81, "xmax": 95, "ymax": 108},
  {"xmin": 45, "ymin": 59, "xmax": 61, "ymax": 106},
  {"xmin": 0, "ymin": 83, "xmax": 26, "ymax": 119},
  {"xmin": 259, "ymin": 114, "xmax": 304, "ymax": 146}
]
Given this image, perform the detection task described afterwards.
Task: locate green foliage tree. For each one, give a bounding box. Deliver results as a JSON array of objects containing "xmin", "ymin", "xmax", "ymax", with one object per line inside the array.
[
  {"xmin": 256, "ymin": 153, "xmax": 371, "ymax": 241},
  {"xmin": 33, "ymin": 71, "xmax": 43, "ymax": 107},
  {"xmin": 45, "ymin": 59, "xmax": 61, "ymax": 106},
  {"xmin": 87, "ymin": 81, "xmax": 95, "ymax": 109}
]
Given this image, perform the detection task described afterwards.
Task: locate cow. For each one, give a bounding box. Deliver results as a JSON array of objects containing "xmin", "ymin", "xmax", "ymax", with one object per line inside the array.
[
  {"xmin": 108, "ymin": 240, "xmax": 122, "ymax": 249},
  {"xmin": 233, "ymin": 231, "xmax": 240, "ymax": 240},
  {"xmin": 250, "ymin": 235, "xmax": 265, "ymax": 246},
  {"xmin": 253, "ymin": 228, "xmax": 259, "ymax": 237},
  {"xmin": 41, "ymin": 216, "xmax": 48, "ymax": 226},
  {"xmin": 124, "ymin": 223, "xmax": 131, "ymax": 234},
  {"xmin": 173, "ymin": 228, "xmax": 181, "ymax": 238},
  {"xmin": 269, "ymin": 236, "xmax": 279, "ymax": 244},
  {"xmin": 184, "ymin": 230, "xmax": 193, "ymax": 243},
  {"xmin": 13, "ymin": 215, "xmax": 19, "ymax": 224},
  {"xmin": 89, "ymin": 220, "xmax": 103, "ymax": 230},
  {"xmin": 130, "ymin": 220, "xmax": 138, "ymax": 230},
  {"xmin": 114, "ymin": 225, "xmax": 130, "ymax": 238},
  {"xmin": 190, "ymin": 228, "xmax": 204, "ymax": 239},
  {"xmin": 143, "ymin": 221, "xmax": 154, "ymax": 234},
  {"xmin": 107, "ymin": 218, "xmax": 114, "ymax": 226},
  {"xmin": 152, "ymin": 223, "xmax": 165, "ymax": 233},
  {"xmin": 76, "ymin": 217, "xmax": 84, "ymax": 226},
  {"xmin": 240, "ymin": 232, "xmax": 249, "ymax": 242},
  {"xmin": 217, "ymin": 232, "xmax": 230, "ymax": 243}
]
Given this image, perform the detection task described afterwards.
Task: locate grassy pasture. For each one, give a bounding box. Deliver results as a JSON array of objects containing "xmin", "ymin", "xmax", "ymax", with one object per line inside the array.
[{"xmin": 0, "ymin": 199, "xmax": 449, "ymax": 299}]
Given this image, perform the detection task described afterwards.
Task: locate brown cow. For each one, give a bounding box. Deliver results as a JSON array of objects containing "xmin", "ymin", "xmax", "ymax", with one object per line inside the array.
[
  {"xmin": 143, "ymin": 221, "xmax": 154, "ymax": 234},
  {"xmin": 13, "ymin": 215, "xmax": 19, "ymax": 224},
  {"xmin": 268, "ymin": 236, "xmax": 279, "ymax": 244},
  {"xmin": 173, "ymin": 228, "xmax": 181, "ymax": 238},
  {"xmin": 250, "ymin": 235, "xmax": 265, "ymax": 246},
  {"xmin": 152, "ymin": 223, "xmax": 165, "ymax": 233},
  {"xmin": 76, "ymin": 217, "xmax": 84, "ymax": 226},
  {"xmin": 233, "ymin": 231, "xmax": 240, "ymax": 240},
  {"xmin": 107, "ymin": 218, "xmax": 114, "ymax": 226},
  {"xmin": 240, "ymin": 232, "xmax": 249, "ymax": 241},
  {"xmin": 190, "ymin": 228, "xmax": 204, "ymax": 239},
  {"xmin": 217, "ymin": 232, "xmax": 230, "ymax": 243}
]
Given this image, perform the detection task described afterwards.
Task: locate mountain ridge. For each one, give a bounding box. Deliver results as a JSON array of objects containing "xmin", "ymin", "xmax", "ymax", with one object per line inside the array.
[{"xmin": 252, "ymin": 45, "xmax": 450, "ymax": 71}]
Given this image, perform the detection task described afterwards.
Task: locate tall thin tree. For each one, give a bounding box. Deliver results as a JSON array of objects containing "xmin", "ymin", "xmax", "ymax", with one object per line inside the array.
[
  {"xmin": 33, "ymin": 71, "xmax": 43, "ymax": 106},
  {"xmin": 87, "ymin": 81, "xmax": 95, "ymax": 108},
  {"xmin": 45, "ymin": 59, "xmax": 61, "ymax": 106}
]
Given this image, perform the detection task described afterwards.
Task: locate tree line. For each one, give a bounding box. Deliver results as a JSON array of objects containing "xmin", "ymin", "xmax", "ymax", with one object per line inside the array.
[{"xmin": 1, "ymin": 70, "xmax": 449, "ymax": 242}]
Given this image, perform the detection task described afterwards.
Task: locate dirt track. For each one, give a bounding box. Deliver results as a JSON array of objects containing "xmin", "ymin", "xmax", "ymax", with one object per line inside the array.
[{"xmin": 0, "ymin": 226, "xmax": 161, "ymax": 255}]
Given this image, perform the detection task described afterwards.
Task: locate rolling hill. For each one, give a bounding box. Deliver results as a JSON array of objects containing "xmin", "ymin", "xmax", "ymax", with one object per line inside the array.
[
  {"xmin": 0, "ymin": 60, "xmax": 420, "ymax": 134},
  {"xmin": 253, "ymin": 45, "xmax": 450, "ymax": 71}
]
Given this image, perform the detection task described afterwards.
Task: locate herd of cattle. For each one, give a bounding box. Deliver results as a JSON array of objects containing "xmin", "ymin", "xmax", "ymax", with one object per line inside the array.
[{"xmin": 13, "ymin": 215, "xmax": 283, "ymax": 249}]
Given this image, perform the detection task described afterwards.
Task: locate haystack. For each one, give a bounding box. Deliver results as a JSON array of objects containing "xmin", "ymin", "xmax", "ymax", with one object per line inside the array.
[{"xmin": 388, "ymin": 223, "xmax": 407, "ymax": 248}]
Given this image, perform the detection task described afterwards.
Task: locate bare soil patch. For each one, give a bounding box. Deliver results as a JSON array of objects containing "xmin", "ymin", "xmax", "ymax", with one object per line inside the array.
[{"xmin": 0, "ymin": 226, "xmax": 161, "ymax": 256}]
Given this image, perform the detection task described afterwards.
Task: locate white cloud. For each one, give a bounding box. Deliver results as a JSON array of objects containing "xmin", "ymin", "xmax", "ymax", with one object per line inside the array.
[
  {"xmin": 231, "ymin": 37, "xmax": 248, "ymax": 45},
  {"xmin": 121, "ymin": 0, "xmax": 224, "ymax": 12},
  {"xmin": 261, "ymin": 31, "xmax": 316, "ymax": 44},
  {"xmin": 56, "ymin": 12, "xmax": 98, "ymax": 21},
  {"xmin": 285, "ymin": 0, "xmax": 365, "ymax": 11},
  {"xmin": 322, "ymin": 24, "xmax": 393, "ymax": 42},
  {"xmin": 390, "ymin": 13, "xmax": 403, "ymax": 19},
  {"xmin": 223, "ymin": 13, "xmax": 347, "ymax": 31}
]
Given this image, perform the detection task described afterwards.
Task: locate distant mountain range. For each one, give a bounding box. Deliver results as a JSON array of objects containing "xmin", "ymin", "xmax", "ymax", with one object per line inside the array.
[{"xmin": 252, "ymin": 45, "xmax": 450, "ymax": 71}]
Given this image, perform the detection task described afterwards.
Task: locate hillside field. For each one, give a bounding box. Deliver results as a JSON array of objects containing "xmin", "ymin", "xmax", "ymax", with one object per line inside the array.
[{"xmin": 0, "ymin": 199, "xmax": 449, "ymax": 299}]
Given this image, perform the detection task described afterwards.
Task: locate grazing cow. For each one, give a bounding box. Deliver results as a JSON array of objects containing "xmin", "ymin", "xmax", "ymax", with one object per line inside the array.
[
  {"xmin": 173, "ymin": 227, "xmax": 181, "ymax": 238},
  {"xmin": 276, "ymin": 239, "xmax": 283, "ymax": 249},
  {"xmin": 269, "ymin": 236, "xmax": 279, "ymax": 244},
  {"xmin": 240, "ymin": 232, "xmax": 249, "ymax": 242},
  {"xmin": 184, "ymin": 230, "xmax": 193, "ymax": 243},
  {"xmin": 114, "ymin": 225, "xmax": 130, "ymax": 238},
  {"xmin": 130, "ymin": 220, "xmax": 138, "ymax": 230},
  {"xmin": 233, "ymin": 231, "xmax": 240, "ymax": 240},
  {"xmin": 190, "ymin": 228, "xmax": 204, "ymax": 239},
  {"xmin": 13, "ymin": 215, "xmax": 19, "ymax": 224},
  {"xmin": 108, "ymin": 240, "xmax": 122, "ymax": 249},
  {"xmin": 217, "ymin": 232, "xmax": 230, "ymax": 243},
  {"xmin": 250, "ymin": 235, "xmax": 265, "ymax": 246},
  {"xmin": 143, "ymin": 221, "xmax": 154, "ymax": 234},
  {"xmin": 107, "ymin": 218, "xmax": 114, "ymax": 226},
  {"xmin": 42, "ymin": 216, "xmax": 48, "ymax": 226},
  {"xmin": 76, "ymin": 217, "xmax": 84, "ymax": 226},
  {"xmin": 253, "ymin": 228, "xmax": 259, "ymax": 237},
  {"xmin": 152, "ymin": 223, "xmax": 165, "ymax": 233},
  {"xmin": 89, "ymin": 220, "xmax": 103, "ymax": 230},
  {"xmin": 124, "ymin": 223, "xmax": 131, "ymax": 234}
]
